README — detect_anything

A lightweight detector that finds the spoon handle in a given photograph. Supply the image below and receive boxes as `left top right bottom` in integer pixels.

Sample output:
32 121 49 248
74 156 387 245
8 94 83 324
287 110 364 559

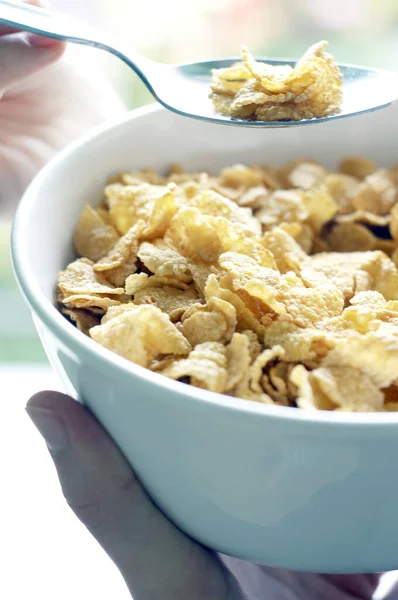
0 0 157 81
0 0 107 44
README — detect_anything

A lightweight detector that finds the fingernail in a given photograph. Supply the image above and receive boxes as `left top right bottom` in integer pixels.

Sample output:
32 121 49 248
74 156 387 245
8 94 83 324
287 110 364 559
26 33 61 48
26 406 69 452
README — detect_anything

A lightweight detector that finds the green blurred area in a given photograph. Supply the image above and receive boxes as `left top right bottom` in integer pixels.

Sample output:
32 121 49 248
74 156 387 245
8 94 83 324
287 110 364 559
0 222 47 362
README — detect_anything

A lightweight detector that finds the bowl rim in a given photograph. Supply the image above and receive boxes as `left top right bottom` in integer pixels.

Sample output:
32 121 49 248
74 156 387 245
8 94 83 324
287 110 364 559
11 103 398 427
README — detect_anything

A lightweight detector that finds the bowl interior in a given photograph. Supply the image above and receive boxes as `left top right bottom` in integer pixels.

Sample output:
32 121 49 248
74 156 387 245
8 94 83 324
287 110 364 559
14 103 398 303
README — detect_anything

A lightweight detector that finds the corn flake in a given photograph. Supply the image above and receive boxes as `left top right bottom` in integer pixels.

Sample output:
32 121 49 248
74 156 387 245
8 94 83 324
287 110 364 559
137 240 191 282
105 182 170 234
225 332 251 392
90 305 191 367
61 307 100 334
133 285 199 321
339 157 377 180
179 296 237 346
159 342 228 393
325 222 376 252
351 170 397 215
58 258 124 296
74 205 120 262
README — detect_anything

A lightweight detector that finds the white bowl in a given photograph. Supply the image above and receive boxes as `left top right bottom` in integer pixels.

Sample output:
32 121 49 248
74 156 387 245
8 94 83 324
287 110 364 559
12 104 398 573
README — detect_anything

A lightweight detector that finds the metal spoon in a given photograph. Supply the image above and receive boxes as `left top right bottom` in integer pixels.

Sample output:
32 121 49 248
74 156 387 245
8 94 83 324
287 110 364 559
1 0 398 128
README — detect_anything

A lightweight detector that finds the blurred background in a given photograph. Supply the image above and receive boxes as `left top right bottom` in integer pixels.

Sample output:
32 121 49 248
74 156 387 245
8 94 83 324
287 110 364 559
2 0 398 364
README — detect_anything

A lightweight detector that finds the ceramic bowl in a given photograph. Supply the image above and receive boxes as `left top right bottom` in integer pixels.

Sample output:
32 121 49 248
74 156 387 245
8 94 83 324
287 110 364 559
12 104 398 573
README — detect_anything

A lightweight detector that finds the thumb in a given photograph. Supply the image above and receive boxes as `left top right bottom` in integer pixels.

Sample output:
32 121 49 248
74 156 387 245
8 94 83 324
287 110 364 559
0 32 64 95
26 392 240 600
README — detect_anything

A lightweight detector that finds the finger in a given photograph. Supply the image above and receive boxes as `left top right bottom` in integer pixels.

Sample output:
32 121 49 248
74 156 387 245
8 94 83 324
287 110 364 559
247 567 381 600
322 574 381 599
0 31 64 94
26 392 241 600
0 0 50 37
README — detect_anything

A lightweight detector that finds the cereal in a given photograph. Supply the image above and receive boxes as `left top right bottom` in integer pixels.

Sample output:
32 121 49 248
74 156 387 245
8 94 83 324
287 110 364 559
93 221 144 287
158 342 228 393
339 157 376 180
351 170 397 215
74 205 119 262
301 188 338 233
325 223 376 252
133 286 199 322
58 156 398 412
58 258 124 296
225 332 251 392
137 240 191 282
105 182 170 234
179 297 237 346
255 190 308 228
90 305 191 367
210 41 343 122
61 307 100 334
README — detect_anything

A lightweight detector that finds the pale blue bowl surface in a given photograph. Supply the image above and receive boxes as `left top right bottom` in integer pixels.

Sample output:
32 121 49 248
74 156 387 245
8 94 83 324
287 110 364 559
12 104 398 573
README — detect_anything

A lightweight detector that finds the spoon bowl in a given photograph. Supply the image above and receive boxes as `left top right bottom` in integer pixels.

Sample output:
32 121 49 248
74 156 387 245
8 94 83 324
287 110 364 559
1 0 398 127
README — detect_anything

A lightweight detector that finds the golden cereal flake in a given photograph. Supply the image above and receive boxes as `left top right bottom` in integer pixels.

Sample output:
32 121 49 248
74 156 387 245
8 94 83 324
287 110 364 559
324 173 359 213
125 273 190 295
323 324 398 389
158 342 228 393
264 321 336 363
140 187 179 240
301 187 338 233
133 285 200 321
210 63 252 96
339 157 377 180
167 207 224 263
105 182 170 234
137 240 191 282
90 305 191 367
255 190 308 229
220 164 264 188
249 345 285 394
61 293 127 311
204 274 267 337
178 297 237 346
324 223 376 252
167 207 275 267
393 249 398 269
311 366 384 412
289 365 335 411
61 307 100 335
225 332 252 392
279 222 314 254
351 170 397 215
93 221 144 287
58 258 124 296
187 189 261 236
237 186 271 210
262 227 308 273
288 162 328 190
335 210 391 227
74 205 119 262
391 203 398 242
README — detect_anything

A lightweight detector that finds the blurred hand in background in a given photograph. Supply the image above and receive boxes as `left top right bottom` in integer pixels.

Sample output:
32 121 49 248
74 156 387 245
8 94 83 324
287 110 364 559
0 0 125 218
